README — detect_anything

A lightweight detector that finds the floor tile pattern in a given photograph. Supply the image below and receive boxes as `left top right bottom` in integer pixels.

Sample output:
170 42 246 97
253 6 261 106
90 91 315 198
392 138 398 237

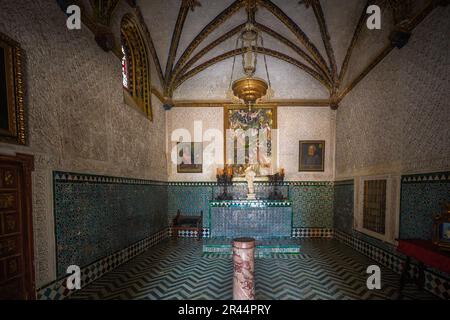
70 239 437 300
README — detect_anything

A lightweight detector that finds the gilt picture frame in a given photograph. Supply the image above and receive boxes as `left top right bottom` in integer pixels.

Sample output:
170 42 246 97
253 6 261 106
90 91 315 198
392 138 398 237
177 142 203 173
224 104 277 179
299 140 325 172
0 32 26 145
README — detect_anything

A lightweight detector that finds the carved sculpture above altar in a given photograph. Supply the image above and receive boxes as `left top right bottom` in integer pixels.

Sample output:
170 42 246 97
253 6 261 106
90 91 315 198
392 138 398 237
244 165 256 199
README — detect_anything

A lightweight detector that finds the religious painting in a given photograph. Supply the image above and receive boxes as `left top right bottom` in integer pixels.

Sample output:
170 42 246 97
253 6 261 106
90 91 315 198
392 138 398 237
299 141 325 172
224 105 277 178
0 32 26 145
177 142 203 173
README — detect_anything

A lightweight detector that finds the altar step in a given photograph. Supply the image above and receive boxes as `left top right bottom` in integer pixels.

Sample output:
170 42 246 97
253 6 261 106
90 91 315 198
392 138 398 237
202 237 301 256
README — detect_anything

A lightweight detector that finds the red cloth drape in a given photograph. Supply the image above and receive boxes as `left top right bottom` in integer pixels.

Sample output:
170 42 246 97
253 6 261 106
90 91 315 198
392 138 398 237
397 239 450 274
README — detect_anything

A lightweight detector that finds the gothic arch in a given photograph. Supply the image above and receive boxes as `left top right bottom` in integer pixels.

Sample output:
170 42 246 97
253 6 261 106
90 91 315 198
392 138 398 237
120 13 152 120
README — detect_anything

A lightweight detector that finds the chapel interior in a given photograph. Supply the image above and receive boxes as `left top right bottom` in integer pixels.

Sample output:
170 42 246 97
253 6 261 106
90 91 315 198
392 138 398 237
0 0 449 301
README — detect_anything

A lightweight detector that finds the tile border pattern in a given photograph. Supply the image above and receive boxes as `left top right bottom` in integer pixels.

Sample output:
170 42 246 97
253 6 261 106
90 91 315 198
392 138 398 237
168 227 333 239
401 171 450 184
37 227 169 300
334 230 450 300
292 228 333 238
53 171 168 185
167 181 334 187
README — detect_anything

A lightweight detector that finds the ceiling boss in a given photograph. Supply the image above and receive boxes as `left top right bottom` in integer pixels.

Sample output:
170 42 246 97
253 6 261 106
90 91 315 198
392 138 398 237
227 0 274 110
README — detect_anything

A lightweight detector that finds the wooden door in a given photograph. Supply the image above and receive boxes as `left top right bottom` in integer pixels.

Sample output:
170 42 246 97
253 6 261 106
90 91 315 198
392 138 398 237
0 153 34 299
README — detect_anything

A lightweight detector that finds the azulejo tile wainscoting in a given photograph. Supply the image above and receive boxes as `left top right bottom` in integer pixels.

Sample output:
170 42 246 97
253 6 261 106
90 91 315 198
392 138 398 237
400 172 450 240
38 228 169 300
39 171 170 300
167 181 334 229
333 173 450 300
53 171 168 278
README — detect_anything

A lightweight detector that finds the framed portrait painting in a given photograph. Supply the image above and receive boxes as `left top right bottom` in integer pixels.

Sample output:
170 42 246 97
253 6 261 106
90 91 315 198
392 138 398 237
0 32 26 145
299 140 325 172
177 142 203 173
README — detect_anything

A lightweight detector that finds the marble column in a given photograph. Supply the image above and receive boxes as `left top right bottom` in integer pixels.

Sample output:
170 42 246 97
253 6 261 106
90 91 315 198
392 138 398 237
233 237 255 300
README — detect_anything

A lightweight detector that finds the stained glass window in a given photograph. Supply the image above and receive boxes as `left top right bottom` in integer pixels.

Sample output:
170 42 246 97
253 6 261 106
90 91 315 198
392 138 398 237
120 14 152 120
121 46 128 89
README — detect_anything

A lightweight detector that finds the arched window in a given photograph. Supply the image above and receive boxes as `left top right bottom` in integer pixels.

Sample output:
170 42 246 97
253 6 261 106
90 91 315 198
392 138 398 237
120 14 152 120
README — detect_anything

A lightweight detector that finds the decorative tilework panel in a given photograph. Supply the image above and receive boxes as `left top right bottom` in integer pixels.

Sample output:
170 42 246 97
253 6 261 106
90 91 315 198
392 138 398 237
167 185 213 226
38 228 169 300
54 172 168 278
400 172 450 240
292 228 333 238
334 230 450 300
333 181 354 234
210 206 292 238
289 184 334 228
168 182 333 229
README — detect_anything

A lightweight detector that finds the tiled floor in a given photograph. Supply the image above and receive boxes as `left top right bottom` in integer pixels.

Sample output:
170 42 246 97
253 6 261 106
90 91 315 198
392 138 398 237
70 238 436 300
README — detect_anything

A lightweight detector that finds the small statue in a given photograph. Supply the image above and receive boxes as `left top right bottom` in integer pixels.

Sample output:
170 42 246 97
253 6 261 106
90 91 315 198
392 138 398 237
245 166 256 199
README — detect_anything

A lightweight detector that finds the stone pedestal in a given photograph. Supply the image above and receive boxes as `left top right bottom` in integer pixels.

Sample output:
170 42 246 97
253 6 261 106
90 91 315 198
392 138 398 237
232 237 255 300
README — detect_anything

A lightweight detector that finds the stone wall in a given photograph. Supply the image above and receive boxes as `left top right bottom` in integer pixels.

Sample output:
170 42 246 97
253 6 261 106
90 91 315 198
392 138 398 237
0 0 167 288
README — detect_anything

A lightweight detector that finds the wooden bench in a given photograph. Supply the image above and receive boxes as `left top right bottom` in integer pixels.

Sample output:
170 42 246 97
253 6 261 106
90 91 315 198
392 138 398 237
171 210 203 240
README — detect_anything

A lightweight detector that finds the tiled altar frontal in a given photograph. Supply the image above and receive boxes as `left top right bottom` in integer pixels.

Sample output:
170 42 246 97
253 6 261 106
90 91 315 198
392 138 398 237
53 171 168 278
167 181 334 228
209 200 292 238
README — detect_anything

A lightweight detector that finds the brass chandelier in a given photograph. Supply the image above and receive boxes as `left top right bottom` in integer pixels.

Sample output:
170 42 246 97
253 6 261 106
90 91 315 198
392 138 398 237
227 9 273 108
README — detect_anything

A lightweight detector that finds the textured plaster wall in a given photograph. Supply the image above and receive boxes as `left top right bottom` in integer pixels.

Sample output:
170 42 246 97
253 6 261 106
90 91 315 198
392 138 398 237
167 107 224 181
173 57 329 100
336 7 450 179
167 106 335 181
0 1 167 288
278 107 335 181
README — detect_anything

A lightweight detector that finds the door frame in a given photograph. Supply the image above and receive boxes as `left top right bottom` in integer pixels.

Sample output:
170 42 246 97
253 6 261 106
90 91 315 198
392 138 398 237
0 152 35 299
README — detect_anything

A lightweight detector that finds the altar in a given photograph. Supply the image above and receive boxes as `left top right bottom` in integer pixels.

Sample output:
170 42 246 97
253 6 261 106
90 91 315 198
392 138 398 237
203 199 300 255
208 199 293 238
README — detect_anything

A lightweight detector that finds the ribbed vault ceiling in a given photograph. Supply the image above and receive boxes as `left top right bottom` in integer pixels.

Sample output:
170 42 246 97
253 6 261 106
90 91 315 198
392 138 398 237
72 0 440 104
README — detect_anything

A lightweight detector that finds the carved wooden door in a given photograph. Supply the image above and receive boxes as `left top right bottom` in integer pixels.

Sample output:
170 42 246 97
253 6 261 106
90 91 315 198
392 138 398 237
0 153 34 299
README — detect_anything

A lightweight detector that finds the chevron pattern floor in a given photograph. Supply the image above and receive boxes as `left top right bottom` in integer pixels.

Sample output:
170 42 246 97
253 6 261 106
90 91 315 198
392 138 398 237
70 239 436 300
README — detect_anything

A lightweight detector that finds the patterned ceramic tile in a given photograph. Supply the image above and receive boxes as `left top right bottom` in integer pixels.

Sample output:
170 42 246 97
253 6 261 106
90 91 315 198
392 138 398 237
400 172 450 240
38 228 169 300
69 238 437 300
168 181 334 229
289 183 334 228
54 171 168 278
333 180 354 234
334 230 450 300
